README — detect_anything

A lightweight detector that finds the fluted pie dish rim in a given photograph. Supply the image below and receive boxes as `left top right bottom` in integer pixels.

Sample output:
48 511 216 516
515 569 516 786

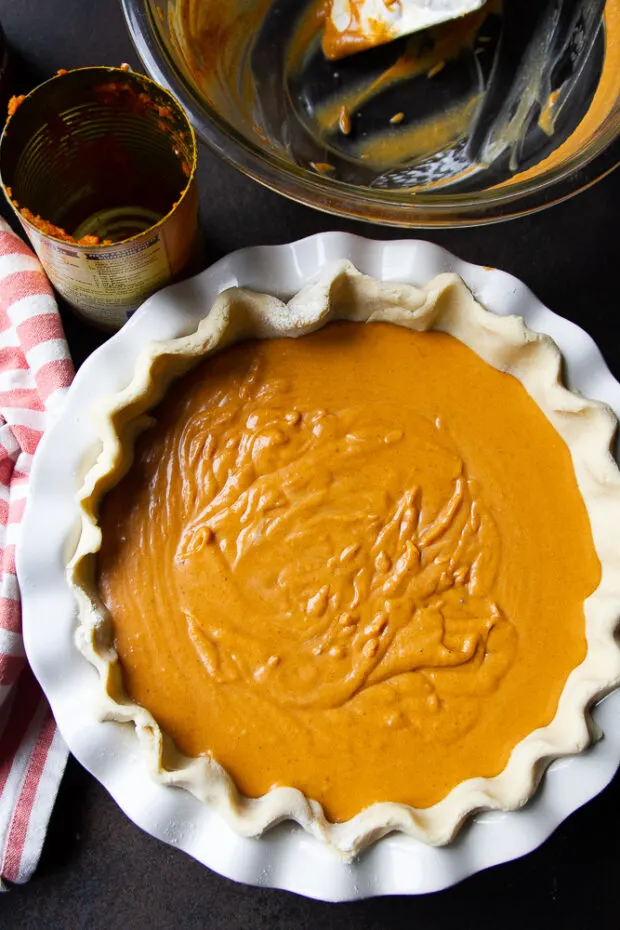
19 234 620 898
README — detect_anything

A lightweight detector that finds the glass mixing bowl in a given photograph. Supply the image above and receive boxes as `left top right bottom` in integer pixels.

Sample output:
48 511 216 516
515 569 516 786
122 0 620 227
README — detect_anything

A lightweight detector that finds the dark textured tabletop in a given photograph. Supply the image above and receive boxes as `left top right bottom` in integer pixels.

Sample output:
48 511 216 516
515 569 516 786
0 1 618 927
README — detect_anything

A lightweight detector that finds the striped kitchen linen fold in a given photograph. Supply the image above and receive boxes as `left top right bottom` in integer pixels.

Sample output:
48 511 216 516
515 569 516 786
0 216 73 887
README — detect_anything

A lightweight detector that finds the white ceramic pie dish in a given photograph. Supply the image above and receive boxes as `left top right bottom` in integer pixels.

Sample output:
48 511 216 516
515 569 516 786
19 233 620 900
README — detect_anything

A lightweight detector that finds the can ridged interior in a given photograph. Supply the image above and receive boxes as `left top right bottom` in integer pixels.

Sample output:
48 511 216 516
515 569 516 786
0 68 195 243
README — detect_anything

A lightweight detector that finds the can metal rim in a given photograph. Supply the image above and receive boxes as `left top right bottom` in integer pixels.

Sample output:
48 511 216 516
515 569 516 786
0 65 198 250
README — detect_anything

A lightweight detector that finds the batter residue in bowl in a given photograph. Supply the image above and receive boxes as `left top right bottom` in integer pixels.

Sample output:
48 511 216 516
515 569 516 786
165 0 617 192
98 322 599 821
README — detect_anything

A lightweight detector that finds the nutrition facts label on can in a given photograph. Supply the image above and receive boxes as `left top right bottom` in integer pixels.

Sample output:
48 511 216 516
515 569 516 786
31 229 173 330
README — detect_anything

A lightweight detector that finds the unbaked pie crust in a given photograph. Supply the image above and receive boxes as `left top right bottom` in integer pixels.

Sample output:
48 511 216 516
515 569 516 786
68 261 620 859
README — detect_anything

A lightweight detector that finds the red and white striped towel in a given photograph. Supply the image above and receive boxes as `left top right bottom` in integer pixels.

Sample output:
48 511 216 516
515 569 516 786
0 216 72 887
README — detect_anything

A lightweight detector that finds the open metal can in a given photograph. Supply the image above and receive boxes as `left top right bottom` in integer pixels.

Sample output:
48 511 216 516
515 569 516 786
0 66 198 331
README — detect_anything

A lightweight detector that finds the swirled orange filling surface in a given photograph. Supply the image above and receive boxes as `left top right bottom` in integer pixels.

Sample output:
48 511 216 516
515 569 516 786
98 322 600 820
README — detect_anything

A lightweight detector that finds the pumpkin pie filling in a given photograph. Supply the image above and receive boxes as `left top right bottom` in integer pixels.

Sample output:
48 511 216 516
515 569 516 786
98 321 600 822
